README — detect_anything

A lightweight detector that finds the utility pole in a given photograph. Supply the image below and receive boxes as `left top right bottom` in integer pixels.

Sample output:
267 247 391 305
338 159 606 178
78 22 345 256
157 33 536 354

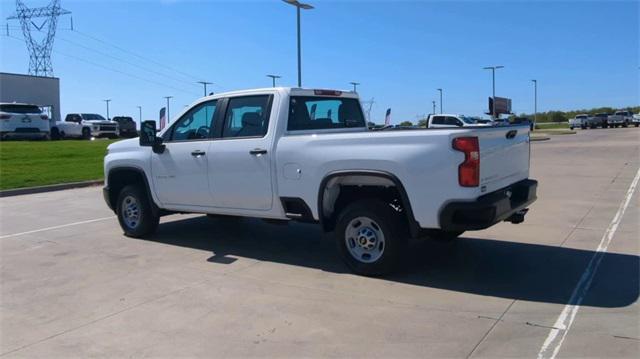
103 99 111 120
164 96 173 124
267 74 281 87
197 81 213 97
432 100 436 115
483 65 504 119
349 82 360 92
437 88 443 113
531 79 537 130
137 106 142 125
283 0 314 87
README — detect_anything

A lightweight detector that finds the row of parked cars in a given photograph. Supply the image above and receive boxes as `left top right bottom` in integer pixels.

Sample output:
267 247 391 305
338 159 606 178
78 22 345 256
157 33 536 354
0 102 138 140
569 110 639 130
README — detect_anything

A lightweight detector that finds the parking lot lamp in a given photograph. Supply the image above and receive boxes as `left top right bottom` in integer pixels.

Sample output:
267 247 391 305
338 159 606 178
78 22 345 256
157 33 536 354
437 88 443 113
137 106 142 125
282 0 314 88
103 99 111 120
267 74 281 87
483 65 504 119
197 81 213 97
350 82 360 92
164 96 173 124
432 100 436 115
531 79 537 130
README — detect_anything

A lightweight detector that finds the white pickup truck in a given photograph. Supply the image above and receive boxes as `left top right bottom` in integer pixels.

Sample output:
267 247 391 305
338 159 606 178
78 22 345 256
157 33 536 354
426 114 490 128
52 113 119 140
103 88 537 275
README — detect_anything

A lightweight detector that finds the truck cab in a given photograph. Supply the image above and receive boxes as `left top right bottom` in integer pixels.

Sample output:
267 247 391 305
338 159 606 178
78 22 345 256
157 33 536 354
426 114 489 128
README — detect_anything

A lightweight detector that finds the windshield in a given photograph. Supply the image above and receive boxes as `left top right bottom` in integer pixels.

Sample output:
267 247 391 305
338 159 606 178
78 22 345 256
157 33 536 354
0 104 42 114
82 114 107 121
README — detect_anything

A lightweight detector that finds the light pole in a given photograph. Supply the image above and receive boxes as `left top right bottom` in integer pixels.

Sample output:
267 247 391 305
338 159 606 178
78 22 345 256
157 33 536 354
531 79 537 130
164 96 173 124
483 65 504 119
137 106 142 125
103 99 111 120
350 82 360 92
432 100 436 115
437 88 443 113
267 74 281 87
197 81 213 97
282 0 314 88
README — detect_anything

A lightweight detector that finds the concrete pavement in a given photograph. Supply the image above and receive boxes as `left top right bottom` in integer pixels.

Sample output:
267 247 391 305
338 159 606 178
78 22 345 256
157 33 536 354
1 127 638 358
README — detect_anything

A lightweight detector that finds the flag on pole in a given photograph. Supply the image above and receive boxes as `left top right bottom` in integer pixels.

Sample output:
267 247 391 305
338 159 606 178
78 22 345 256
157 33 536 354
159 107 166 130
384 108 391 126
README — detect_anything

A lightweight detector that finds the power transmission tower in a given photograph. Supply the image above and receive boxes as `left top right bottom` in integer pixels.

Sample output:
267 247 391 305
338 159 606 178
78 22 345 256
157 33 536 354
361 98 375 123
7 0 71 77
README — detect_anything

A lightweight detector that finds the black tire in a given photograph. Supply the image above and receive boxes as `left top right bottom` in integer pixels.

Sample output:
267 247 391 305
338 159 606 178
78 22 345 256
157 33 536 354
50 127 61 140
635 124 639 127
569 126 574 130
335 199 408 276
82 127 91 140
424 229 465 241
116 185 159 238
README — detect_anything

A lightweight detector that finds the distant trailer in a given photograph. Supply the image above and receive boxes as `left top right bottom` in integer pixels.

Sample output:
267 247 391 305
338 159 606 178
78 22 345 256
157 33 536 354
0 72 61 125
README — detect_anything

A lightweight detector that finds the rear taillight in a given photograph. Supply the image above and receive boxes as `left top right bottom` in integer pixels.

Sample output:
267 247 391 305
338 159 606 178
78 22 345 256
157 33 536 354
313 89 342 96
0 114 11 120
452 136 480 187
40 115 49 120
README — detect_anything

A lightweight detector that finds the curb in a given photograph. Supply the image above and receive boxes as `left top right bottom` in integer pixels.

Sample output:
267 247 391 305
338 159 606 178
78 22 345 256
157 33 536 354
531 136 551 142
0 180 103 198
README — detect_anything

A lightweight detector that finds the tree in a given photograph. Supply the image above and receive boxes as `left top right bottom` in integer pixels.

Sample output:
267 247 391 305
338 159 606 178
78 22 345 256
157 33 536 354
417 119 428 127
399 121 414 126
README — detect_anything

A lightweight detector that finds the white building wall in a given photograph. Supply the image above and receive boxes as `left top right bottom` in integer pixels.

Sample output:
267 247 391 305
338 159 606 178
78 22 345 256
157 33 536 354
0 72 61 123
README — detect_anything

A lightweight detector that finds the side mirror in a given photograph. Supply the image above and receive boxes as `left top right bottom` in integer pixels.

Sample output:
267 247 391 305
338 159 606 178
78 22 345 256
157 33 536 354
140 120 165 153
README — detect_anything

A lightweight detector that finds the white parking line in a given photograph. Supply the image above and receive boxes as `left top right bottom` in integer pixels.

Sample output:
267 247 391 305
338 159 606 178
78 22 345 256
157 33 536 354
538 167 640 359
0 216 116 239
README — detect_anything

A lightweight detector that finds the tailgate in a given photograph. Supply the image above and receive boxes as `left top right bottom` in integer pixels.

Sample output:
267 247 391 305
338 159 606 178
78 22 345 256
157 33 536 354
476 125 530 193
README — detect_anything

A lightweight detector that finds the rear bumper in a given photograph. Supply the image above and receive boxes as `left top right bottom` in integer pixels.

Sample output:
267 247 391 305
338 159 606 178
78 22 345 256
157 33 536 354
439 179 538 232
0 130 49 139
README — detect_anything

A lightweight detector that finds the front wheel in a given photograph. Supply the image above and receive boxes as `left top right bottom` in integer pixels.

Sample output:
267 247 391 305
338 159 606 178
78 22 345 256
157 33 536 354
82 127 91 140
116 185 159 238
335 199 407 276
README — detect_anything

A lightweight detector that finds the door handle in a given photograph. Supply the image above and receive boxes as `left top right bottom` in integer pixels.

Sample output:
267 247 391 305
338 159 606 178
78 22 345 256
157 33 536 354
249 148 267 155
191 150 206 157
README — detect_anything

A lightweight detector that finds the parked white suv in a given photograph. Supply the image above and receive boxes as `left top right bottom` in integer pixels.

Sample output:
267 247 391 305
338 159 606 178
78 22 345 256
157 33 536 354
52 113 119 139
103 87 537 275
0 103 50 140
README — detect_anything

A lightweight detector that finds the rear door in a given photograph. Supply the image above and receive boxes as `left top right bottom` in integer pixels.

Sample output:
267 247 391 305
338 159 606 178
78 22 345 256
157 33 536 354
207 95 275 211
474 126 531 193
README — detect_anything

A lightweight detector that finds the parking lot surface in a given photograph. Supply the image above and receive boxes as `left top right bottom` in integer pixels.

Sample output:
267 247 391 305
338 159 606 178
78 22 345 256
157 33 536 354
1 128 639 358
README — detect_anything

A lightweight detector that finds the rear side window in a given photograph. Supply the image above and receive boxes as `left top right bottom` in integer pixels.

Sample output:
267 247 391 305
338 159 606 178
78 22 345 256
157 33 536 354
287 97 365 131
0 104 41 114
431 116 445 125
222 95 271 138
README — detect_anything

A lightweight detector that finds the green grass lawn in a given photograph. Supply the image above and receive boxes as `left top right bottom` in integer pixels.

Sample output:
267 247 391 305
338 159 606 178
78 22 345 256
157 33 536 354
535 122 569 129
0 139 118 190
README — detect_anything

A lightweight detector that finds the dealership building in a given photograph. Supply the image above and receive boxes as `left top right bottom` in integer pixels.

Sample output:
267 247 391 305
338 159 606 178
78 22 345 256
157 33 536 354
0 72 61 123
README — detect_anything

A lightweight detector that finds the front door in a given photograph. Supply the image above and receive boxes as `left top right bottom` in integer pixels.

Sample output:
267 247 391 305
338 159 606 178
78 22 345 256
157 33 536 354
151 100 218 207
208 95 274 211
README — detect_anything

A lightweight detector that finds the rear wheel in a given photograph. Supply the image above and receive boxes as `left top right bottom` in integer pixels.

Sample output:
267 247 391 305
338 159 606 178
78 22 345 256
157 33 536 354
116 185 159 238
335 199 407 276
50 127 61 140
82 127 91 139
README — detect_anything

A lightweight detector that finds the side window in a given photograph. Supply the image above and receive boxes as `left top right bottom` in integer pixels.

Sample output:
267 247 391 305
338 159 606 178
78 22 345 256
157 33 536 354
431 116 445 125
222 96 270 138
447 117 462 126
287 97 366 131
169 101 217 141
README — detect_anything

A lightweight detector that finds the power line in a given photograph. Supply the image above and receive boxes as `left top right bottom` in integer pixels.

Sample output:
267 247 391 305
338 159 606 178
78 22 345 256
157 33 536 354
56 35 201 89
68 29 203 83
2 34 199 96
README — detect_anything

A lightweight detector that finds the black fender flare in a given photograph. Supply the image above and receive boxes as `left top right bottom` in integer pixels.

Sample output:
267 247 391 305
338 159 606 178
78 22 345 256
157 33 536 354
106 166 160 216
